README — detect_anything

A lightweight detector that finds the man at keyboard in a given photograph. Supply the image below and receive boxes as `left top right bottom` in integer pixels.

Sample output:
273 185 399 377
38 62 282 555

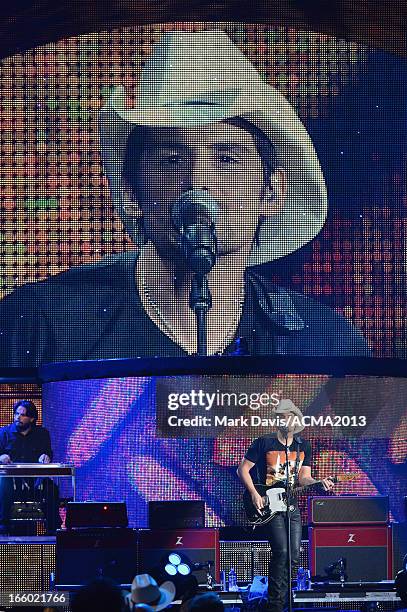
0 400 61 535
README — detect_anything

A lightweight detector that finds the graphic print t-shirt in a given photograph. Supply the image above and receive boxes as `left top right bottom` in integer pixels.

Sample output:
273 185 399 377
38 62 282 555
244 434 311 488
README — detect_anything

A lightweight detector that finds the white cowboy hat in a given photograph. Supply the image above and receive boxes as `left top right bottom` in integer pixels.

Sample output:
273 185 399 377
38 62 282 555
127 574 175 611
99 30 328 265
274 398 305 434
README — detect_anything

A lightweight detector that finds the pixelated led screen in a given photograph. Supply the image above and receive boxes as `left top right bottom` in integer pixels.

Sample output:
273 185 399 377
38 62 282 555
42 374 406 527
0 24 406 366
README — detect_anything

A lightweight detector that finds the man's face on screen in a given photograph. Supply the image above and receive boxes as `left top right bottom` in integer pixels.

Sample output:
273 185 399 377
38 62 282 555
134 121 268 258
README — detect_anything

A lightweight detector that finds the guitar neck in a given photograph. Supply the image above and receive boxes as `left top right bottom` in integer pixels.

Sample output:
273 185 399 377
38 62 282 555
255 473 356 494
294 475 339 493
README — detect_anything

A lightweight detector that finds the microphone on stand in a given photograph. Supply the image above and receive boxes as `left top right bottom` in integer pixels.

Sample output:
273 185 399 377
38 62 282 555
171 189 219 275
279 425 290 441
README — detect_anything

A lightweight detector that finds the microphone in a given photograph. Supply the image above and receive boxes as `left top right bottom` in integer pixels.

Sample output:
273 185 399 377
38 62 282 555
171 189 219 275
279 424 289 438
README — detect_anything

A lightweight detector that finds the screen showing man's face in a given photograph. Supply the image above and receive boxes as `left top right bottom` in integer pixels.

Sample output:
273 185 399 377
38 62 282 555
0 24 405 365
131 122 268 258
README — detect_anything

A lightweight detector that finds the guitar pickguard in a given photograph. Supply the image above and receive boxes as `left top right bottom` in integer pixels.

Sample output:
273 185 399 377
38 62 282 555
265 487 288 514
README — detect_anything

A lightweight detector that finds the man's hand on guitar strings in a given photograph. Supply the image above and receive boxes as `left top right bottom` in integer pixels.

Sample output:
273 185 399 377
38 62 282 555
321 478 335 491
251 490 265 514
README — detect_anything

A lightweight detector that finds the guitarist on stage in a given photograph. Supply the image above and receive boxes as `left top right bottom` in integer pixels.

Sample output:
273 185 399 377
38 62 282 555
237 399 334 612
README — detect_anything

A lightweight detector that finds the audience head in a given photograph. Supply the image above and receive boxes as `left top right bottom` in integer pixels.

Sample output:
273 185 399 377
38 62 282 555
187 592 224 611
70 577 124 612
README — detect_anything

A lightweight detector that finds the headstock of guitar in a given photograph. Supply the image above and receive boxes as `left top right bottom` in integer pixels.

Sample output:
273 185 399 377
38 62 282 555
333 473 359 483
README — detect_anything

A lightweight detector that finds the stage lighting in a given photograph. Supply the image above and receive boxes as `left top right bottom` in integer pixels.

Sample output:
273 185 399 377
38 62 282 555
178 563 191 576
151 552 198 601
168 553 181 566
164 552 191 577
164 563 177 576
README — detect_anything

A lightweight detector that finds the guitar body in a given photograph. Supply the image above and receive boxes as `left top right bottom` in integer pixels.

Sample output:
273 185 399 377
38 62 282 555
243 486 288 527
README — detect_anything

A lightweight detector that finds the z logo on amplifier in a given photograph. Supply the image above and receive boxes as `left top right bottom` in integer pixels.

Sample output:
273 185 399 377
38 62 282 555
175 536 183 546
347 533 356 543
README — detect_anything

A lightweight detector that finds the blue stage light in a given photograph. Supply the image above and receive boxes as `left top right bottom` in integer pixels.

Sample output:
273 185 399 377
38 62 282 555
165 563 177 576
168 553 181 566
177 563 191 576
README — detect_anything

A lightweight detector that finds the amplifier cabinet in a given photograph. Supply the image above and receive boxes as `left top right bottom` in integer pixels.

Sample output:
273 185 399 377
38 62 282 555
309 495 389 525
148 501 205 529
0 542 54 591
309 525 392 581
56 528 138 586
139 529 219 583
392 521 407 578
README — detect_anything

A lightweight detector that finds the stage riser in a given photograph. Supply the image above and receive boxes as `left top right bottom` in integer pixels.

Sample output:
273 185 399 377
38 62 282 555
293 603 398 610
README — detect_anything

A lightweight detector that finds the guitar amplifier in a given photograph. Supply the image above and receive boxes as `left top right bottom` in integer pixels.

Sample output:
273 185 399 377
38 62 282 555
309 525 392 581
56 528 138 586
139 529 219 583
309 495 389 525
392 521 407 578
65 502 128 529
148 501 205 529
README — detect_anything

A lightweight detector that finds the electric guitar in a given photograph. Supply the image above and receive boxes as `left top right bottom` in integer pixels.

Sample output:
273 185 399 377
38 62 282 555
243 473 358 528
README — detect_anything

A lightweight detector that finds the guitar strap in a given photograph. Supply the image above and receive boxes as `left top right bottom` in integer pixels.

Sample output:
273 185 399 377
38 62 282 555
293 439 301 487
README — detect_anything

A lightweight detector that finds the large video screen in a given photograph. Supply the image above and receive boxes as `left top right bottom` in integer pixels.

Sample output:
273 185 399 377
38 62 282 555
42 373 407 528
0 24 406 366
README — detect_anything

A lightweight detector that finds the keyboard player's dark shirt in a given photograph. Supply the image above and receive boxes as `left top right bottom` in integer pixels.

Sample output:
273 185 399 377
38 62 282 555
0 423 53 463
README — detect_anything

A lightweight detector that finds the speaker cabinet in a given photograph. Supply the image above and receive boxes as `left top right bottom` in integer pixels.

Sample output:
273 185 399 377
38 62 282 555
56 528 138 586
309 525 392 581
309 496 389 525
0 542 55 591
392 521 407 577
139 529 219 583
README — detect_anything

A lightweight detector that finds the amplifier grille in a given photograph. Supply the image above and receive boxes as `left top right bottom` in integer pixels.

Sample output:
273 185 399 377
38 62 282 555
220 541 252 581
220 540 309 581
0 542 53 591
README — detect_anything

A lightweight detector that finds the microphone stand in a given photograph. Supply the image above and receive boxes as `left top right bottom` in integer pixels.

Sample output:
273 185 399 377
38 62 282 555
284 435 293 612
173 191 218 356
190 272 212 356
